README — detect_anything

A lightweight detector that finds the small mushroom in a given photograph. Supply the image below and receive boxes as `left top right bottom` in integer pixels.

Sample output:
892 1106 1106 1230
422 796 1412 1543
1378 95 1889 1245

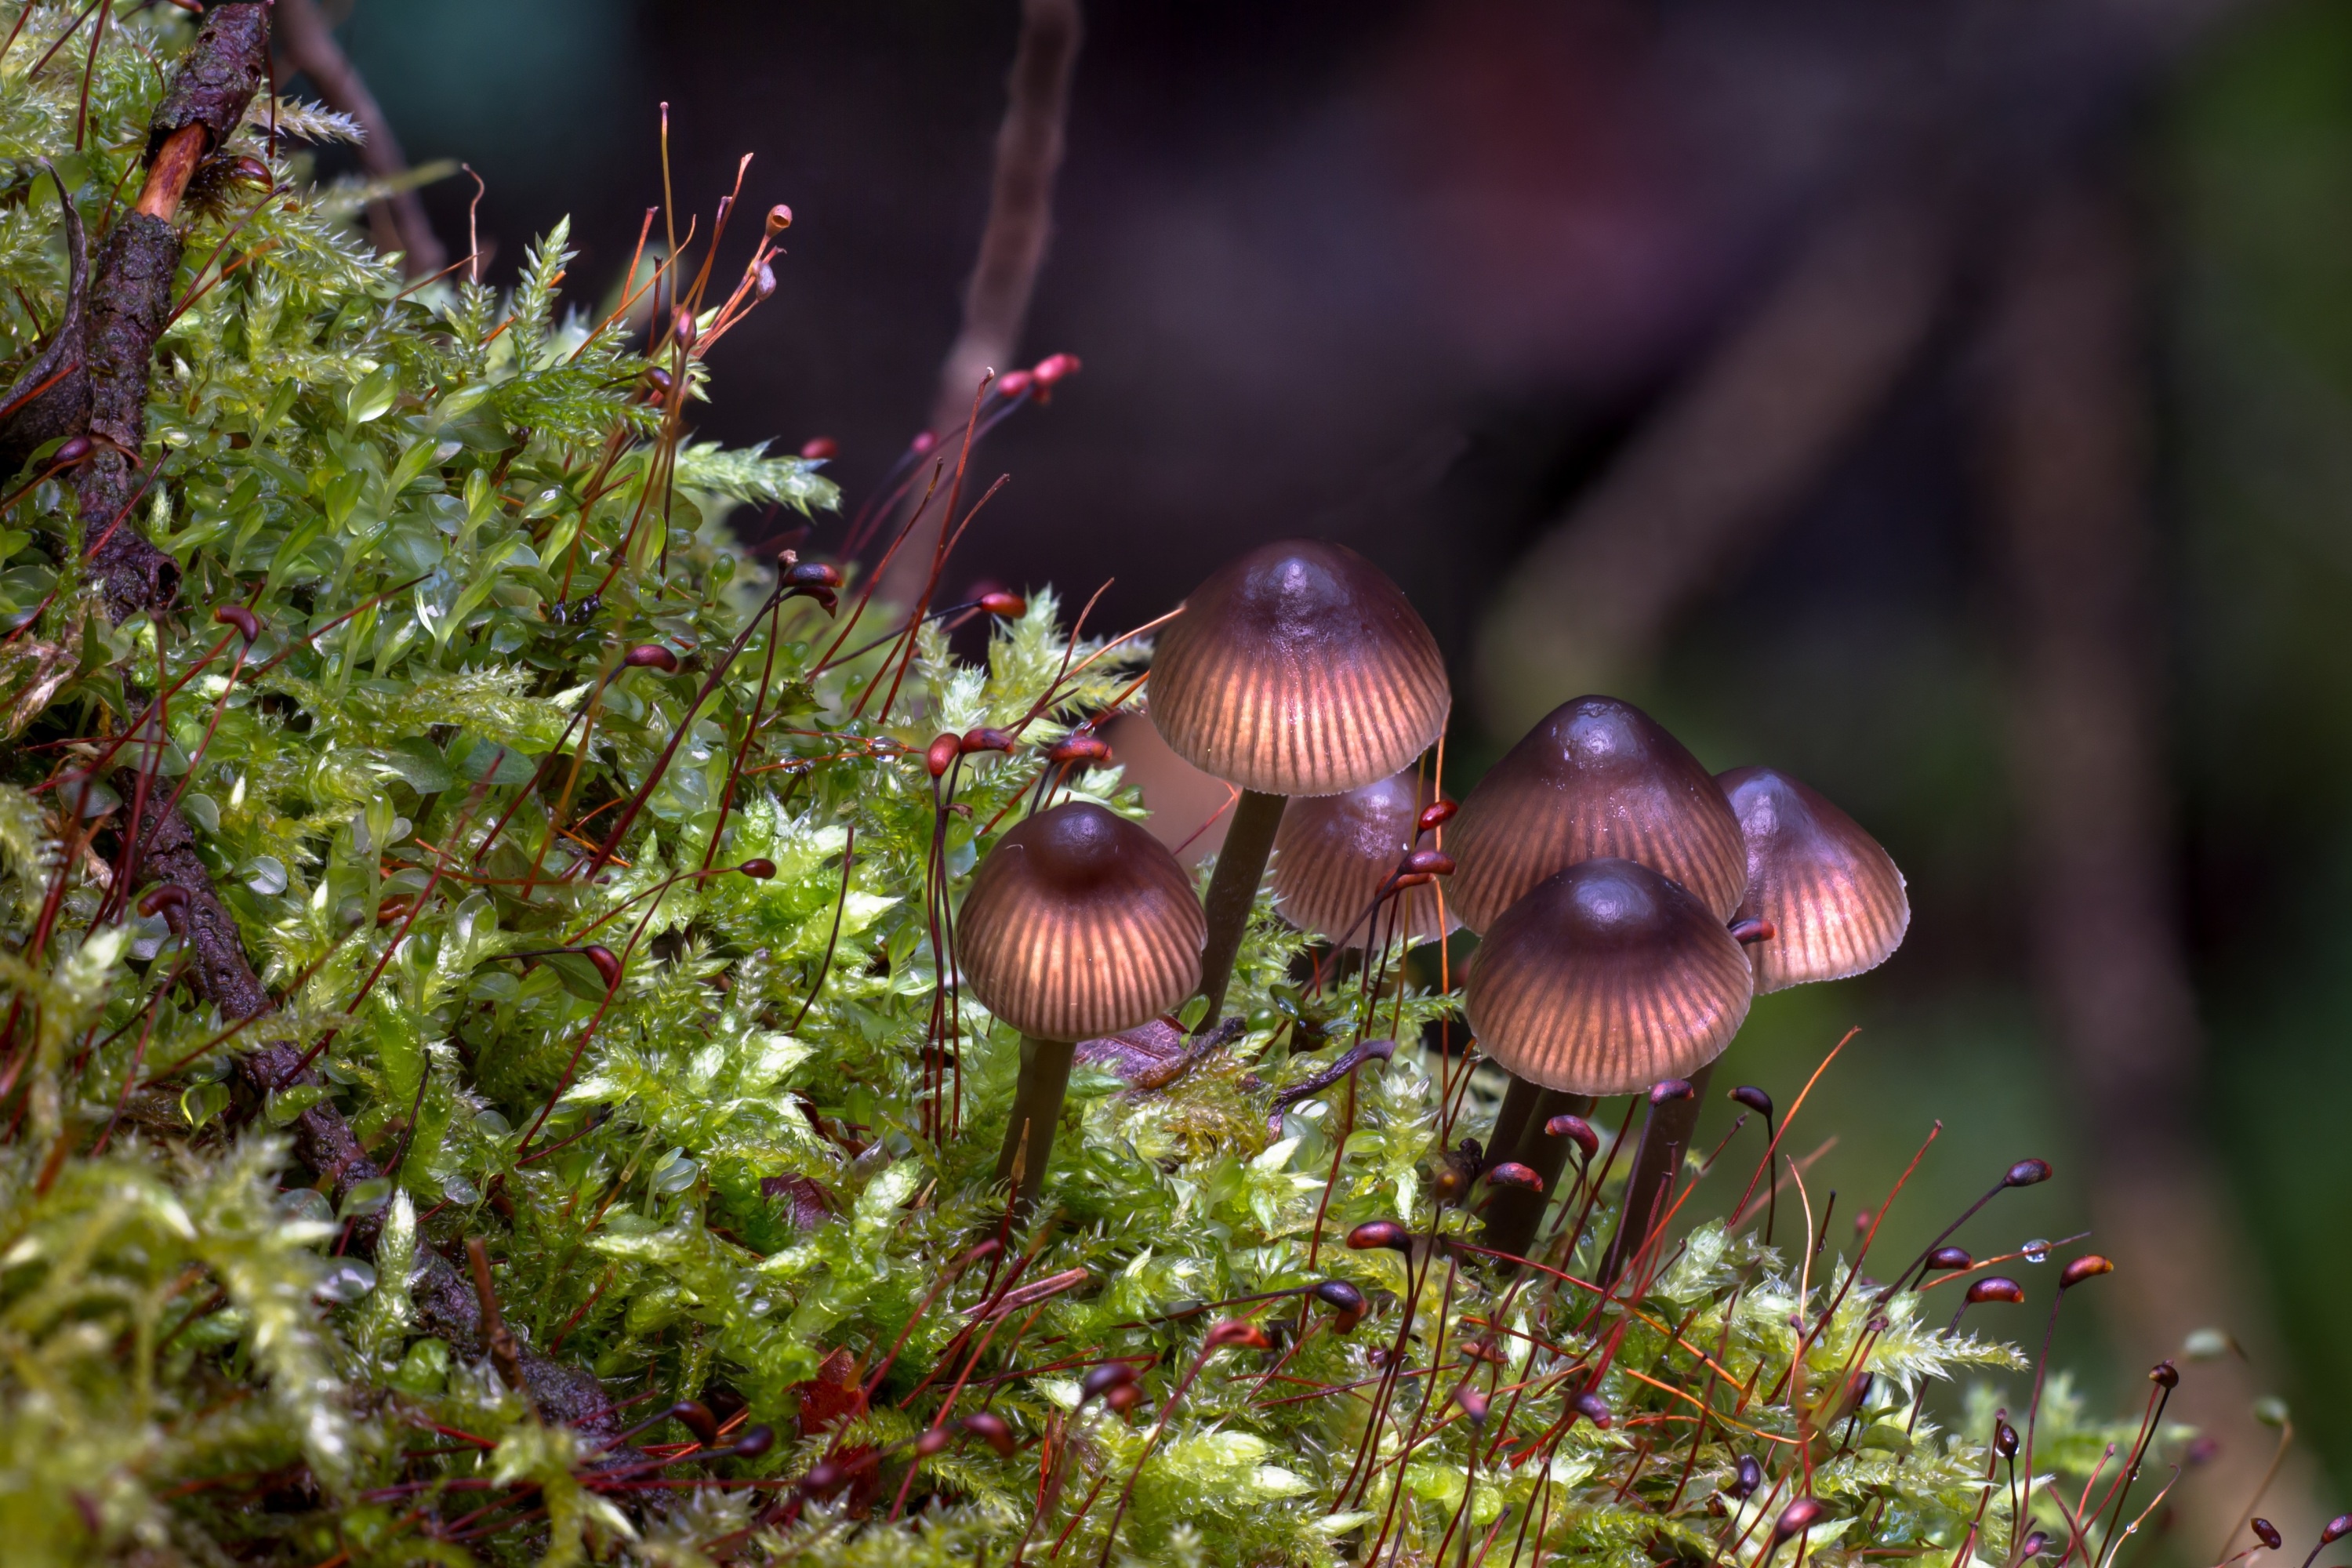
959 801 1204 1210
1149 539 1449 1017
1448 695 1747 933
1466 858 1753 1099
1269 769 1457 947
1716 766 1909 993
1470 856 1755 1265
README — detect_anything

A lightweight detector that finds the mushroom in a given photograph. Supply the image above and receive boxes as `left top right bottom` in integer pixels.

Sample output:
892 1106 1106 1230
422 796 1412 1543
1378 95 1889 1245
1576 765 1911 1279
1447 695 1746 934
1446 695 1745 1261
1149 539 1449 1018
1716 766 1909 993
1583 768 1911 1283
958 801 1205 1210
1466 858 1752 1095
1269 770 1457 949
1465 858 1753 1261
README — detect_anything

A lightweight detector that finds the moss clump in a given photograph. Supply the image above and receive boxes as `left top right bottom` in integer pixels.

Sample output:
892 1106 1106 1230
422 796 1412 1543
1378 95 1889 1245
0 7 2179 1565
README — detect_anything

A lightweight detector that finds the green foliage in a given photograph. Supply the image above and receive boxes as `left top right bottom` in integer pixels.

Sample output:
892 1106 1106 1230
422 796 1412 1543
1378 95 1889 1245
0 7 2179 1565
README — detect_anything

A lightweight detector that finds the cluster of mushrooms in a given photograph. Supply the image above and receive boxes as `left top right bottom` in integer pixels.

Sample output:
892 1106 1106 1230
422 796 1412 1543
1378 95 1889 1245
954 539 1910 1270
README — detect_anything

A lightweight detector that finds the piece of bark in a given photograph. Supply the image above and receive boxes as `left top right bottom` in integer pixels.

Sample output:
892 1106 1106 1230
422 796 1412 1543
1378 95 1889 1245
129 789 619 1436
148 1 270 158
78 215 184 622
78 2 270 623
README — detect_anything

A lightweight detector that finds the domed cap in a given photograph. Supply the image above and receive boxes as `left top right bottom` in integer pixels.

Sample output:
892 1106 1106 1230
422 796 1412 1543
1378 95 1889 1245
1271 771 1458 945
959 802 1206 1043
1149 539 1449 797
1718 767 1909 994
1465 858 1752 1095
1448 696 1746 932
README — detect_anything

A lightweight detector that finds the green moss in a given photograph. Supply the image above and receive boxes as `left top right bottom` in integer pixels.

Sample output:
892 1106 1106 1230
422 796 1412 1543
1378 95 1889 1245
0 7 2175 1564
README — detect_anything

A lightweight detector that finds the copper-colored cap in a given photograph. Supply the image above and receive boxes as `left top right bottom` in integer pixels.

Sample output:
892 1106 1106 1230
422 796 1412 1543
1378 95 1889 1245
958 802 1206 1043
1149 539 1449 797
1270 771 1457 945
1465 858 1752 1095
1718 767 1909 994
1448 696 1746 931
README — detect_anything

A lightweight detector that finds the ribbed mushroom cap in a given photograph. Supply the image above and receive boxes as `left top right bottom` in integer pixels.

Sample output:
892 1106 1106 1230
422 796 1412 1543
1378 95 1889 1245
1448 696 1746 931
1149 539 1449 797
1465 858 1752 1095
1718 767 1909 994
1270 771 1458 945
959 802 1206 1043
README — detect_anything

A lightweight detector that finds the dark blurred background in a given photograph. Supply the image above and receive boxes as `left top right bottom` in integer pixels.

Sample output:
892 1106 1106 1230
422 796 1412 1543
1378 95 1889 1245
307 0 2352 1537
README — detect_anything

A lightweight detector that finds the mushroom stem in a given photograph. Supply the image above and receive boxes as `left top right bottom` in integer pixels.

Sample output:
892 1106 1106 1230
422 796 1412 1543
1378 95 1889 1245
1481 1076 1595 1265
995 1033 1077 1212
1598 1062 1715 1287
1195 787 1288 1022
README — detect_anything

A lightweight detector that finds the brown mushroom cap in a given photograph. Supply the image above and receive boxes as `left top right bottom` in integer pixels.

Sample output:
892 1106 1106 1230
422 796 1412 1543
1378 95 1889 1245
959 802 1206 1043
1718 767 1909 994
1447 695 1746 932
1465 858 1752 1095
1270 771 1458 945
1149 539 1449 797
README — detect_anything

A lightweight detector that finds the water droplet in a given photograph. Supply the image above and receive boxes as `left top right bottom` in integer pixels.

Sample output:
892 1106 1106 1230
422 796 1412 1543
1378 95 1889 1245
750 1296 774 1316
2023 1238 2051 1264
273 1188 335 1226
314 1259 378 1304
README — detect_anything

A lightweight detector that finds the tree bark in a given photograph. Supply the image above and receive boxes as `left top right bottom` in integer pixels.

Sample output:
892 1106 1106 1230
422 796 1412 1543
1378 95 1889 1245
876 0 1081 604
1986 180 2321 1554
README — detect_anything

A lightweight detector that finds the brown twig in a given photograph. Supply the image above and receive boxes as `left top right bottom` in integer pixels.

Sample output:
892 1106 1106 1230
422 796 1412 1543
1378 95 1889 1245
272 0 447 278
466 1237 539 1420
876 0 1081 603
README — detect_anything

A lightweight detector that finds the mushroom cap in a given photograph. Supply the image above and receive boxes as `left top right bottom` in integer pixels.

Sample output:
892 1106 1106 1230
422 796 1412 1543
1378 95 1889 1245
1717 766 1909 993
1447 695 1747 931
1270 771 1458 945
1465 858 1752 1095
1149 539 1449 797
959 802 1206 1043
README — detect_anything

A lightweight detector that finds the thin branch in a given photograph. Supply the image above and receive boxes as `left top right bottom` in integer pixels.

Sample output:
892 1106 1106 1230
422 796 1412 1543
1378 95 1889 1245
272 0 447 278
876 0 1081 603
1475 194 1951 731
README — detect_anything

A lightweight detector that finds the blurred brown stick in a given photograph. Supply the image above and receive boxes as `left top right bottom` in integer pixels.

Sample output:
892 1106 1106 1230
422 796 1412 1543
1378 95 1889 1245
1475 196 1951 732
274 0 446 279
1987 181 2321 1554
877 0 1082 604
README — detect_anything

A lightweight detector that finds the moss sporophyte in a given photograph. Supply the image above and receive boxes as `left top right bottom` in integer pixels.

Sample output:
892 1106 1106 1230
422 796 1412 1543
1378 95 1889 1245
0 6 2238 1566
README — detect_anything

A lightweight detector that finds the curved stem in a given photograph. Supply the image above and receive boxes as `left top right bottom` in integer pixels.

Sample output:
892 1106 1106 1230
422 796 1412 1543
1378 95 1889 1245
995 1033 1075 1214
1195 787 1286 1023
